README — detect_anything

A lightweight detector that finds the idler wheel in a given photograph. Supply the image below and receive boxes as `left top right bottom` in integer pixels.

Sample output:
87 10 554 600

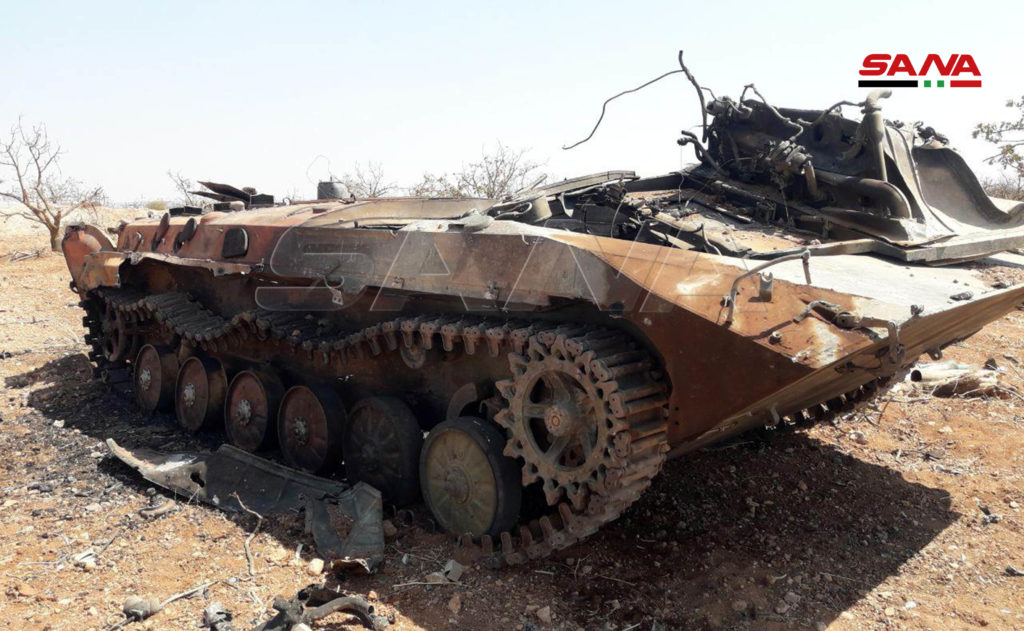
343 397 423 506
174 356 227 433
278 384 345 473
134 344 178 413
420 417 521 537
224 369 283 452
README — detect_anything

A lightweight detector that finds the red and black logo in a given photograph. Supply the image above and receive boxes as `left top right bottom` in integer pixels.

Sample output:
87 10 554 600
859 54 981 88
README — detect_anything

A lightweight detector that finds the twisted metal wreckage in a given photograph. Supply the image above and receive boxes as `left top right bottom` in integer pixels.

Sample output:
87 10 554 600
67 51 1024 590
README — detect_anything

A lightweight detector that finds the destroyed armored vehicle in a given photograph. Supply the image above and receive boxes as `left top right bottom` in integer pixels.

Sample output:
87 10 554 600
63 76 1024 565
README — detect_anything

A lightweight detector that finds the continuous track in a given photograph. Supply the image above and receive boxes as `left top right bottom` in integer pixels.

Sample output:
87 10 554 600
81 288 887 566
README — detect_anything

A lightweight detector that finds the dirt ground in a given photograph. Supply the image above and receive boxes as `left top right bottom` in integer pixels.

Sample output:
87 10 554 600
1 225 1022 631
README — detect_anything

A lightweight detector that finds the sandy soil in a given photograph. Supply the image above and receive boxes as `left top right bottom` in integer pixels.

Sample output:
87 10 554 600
1 228 1022 631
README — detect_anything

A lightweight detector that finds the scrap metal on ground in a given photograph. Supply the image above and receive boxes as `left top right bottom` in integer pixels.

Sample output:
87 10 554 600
107 439 384 572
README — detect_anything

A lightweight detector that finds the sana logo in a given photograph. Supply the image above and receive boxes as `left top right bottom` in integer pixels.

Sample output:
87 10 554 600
858 54 981 88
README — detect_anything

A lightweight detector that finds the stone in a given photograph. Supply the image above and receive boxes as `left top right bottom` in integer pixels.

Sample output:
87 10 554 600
382 519 398 538
536 606 552 624
448 593 461 614
732 600 748 614
443 559 466 582
267 546 289 563
774 601 790 615
425 572 447 584
307 558 325 575
784 591 801 605
16 583 37 598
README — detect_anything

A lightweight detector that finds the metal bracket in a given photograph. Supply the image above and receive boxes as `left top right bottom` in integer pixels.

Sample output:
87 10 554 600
834 311 904 364
796 301 904 364
723 249 811 325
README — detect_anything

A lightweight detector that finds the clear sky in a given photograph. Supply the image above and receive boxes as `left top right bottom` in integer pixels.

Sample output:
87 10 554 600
2 0 1021 204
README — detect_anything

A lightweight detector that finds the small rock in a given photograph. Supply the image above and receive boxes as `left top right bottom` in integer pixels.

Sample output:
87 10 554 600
784 591 801 605
850 431 868 445
123 596 161 620
731 600 748 613
72 550 97 571
382 519 398 538
52 420 65 428
443 559 466 582
774 601 790 615
905 600 917 609
307 558 325 575
797 480 808 492
84 503 102 513
1009 501 1020 509
448 593 461 615
267 546 289 564
938 425 953 435
424 572 447 584
950 291 973 301
536 606 552 624
368 590 378 600
884 606 896 617
16 583 37 598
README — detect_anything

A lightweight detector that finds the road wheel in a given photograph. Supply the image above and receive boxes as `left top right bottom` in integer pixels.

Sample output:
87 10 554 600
134 344 178 413
174 356 227 432
224 369 283 452
343 397 423 506
420 417 522 537
278 384 345 473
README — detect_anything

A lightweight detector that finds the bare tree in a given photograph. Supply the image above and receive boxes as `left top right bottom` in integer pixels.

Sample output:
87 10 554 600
975 96 1024 179
341 162 396 198
981 173 1024 201
0 119 103 250
409 143 545 199
167 170 203 207
407 172 463 198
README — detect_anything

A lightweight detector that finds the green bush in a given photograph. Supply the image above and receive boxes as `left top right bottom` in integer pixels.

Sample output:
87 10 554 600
145 200 168 211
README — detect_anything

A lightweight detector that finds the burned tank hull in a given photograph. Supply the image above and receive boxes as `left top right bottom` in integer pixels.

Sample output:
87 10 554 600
62 92 1024 564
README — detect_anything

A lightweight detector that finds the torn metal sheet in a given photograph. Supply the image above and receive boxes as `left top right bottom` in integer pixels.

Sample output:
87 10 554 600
107 439 384 572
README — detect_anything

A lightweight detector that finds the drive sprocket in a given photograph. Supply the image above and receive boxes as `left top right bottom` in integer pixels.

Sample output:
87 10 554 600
495 326 670 512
